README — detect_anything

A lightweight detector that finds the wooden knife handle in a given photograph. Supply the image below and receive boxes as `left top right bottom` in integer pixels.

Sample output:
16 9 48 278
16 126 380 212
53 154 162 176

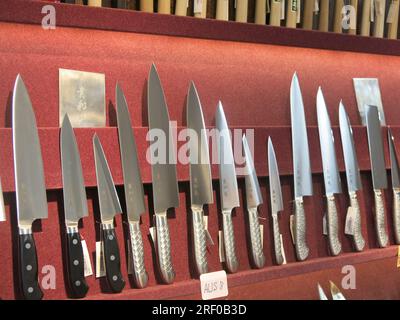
66 228 89 298
175 0 188 16
216 0 229 20
293 198 309 261
360 0 371 36
374 189 389 248
254 0 266 25
326 195 342 256
387 0 400 39
155 212 175 284
192 206 208 275
129 221 148 288
333 0 344 33
194 0 207 18
248 207 265 269
393 188 400 244
158 0 171 14
101 224 125 293
286 0 298 28
373 0 386 37
272 214 284 265
235 0 248 22
269 0 281 26
222 211 239 273
303 0 315 29
141 0 154 12
18 230 43 300
349 192 366 251
318 0 330 31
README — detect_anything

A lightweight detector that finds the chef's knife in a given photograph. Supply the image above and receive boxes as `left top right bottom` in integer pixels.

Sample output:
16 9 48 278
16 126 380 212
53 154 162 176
338 102 365 251
216 101 240 273
60 114 89 298
187 82 213 276
290 72 312 261
116 84 149 289
388 129 400 244
93 134 125 293
242 135 265 269
316 87 342 256
13 74 48 300
268 137 285 265
148 64 179 284
366 105 389 248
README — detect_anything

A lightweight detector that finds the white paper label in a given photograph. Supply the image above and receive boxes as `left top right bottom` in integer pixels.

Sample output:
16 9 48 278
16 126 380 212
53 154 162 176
218 231 225 262
280 234 287 264
95 241 106 278
194 0 203 14
289 215 295 244
323 213 328 236
200 270 229 300
344 207 356 235
81 240 93 277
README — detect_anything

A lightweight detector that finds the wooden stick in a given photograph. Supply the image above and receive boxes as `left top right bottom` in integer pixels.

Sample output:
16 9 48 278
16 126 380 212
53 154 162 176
373 0 386 37
194 0 207 18
158 0 171 14
216 0 229 20
360 0 371 36
141 0 154 12
270 0 281 26
286 0 298 28
333 0 344 33
302 0 314 30
87 0 102 6
387 0 400 39
254 0 266 24
235 0 248 22
175 0 188 15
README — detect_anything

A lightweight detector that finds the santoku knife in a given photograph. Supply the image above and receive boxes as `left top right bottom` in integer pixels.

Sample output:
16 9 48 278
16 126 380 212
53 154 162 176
13 74 48 300
388 129 400 244
116 83 148 288
93 134 125 293
60 114 89 298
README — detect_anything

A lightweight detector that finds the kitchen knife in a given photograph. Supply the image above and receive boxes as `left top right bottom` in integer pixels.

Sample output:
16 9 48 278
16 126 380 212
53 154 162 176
116 84 148 289
269 0 282 26
87 0 102 6
333 0 344 33
13 75 48 300
366 105 389 248
268 137 285 265
187 82 214 276
318 0 330 31
338 101 365 251
316 87 342 256
158 0 171 14
254 0 266 24
303 0 315 30
194 0 207 18
388 129 400 244
175 0 188 16
216 0 229 20
290 72 312 261
242 135 265 269
286 0 299 28
360 0 371 36
348 0 358 35
93 134 125 293
60 114 89 298
235 0 248 22
387 0 400 39
141 0 154 12
373 0 386 37
148 64 179 284
216 101 240 273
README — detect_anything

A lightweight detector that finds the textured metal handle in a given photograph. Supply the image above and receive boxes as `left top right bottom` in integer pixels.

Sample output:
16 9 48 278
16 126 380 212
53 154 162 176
129 221 148 289
294 198 309 261
248 207 265 268
394 189 400 244
192 206 208 276
374 189 389 248
272 214 284 265
326 195 342 256
222 211 239 273
155 213 175 284
349 192 365 251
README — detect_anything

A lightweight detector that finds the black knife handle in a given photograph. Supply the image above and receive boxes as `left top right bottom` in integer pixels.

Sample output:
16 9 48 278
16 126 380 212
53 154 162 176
66 229 89 298
18 230 43 300
101 224 125 293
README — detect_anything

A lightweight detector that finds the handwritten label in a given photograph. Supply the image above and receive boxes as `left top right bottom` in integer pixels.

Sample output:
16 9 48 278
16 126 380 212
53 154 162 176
200 270 229 300
95 241 106 278
81 239 93 277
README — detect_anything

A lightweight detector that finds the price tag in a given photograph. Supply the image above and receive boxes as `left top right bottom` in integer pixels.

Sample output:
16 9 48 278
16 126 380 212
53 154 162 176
323 213 328 236
200 270 229 300
81 239 93 277
289 215 295 244
345 207 356 235
218 231 225 262
194 0 203 14
95 241 106 278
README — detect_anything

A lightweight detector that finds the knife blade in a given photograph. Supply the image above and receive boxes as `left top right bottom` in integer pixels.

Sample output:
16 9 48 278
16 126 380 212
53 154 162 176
388 128 400 244
316 87 342 256
187 82 213 276
268 137 285 265
242 135 265 269
338 101 365 252
216 101 239 273
290 72 312 261
12 74 48 300
60 114 89 298
148 64 179 284
366 105 389 248
93 134 125 293
116 83 148 289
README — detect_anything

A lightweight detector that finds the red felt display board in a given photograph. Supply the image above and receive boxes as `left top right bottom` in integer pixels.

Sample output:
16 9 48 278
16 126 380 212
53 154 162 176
0 0 400 300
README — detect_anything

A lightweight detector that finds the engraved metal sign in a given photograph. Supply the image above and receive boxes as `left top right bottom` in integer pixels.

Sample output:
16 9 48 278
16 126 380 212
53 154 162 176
59 68 105 128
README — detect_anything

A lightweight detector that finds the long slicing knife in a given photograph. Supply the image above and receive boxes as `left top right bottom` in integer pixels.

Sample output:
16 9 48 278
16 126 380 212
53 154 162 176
216 101 240 273
13 75 48 300
388 129 400 244
339 101 365 251
290 72 312 261
148 64 179 284
93 134 125 293
268 137 285 265
60 114 89 298
242 135 265 269
187 82 213 276
316 87 342 256
366 105 389 248
116 84 148 289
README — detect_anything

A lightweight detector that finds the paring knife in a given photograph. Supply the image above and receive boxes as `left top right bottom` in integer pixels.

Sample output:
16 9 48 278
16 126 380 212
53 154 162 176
366 105 389 248
116 84 148 288
187 82 213 276
148 64 179 284
242 135 265 269
316 88 342 256
290 72 312 261
13 75 48 300
216 101 240 273
93 135 125 293
388 129 400 244
338 102 365 252
268 137 285 265
60 114 89 298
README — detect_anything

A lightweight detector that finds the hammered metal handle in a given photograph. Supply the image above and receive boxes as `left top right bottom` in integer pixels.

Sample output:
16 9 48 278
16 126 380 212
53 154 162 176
326 195 342 256
294 198 309 261
222 211 239 273
349 192 365 251
394 189 400 244
129 221 148 288
155 212 175 284
272 213 284 265
192 206 208 276
248 207 265 269
374 189 389 248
